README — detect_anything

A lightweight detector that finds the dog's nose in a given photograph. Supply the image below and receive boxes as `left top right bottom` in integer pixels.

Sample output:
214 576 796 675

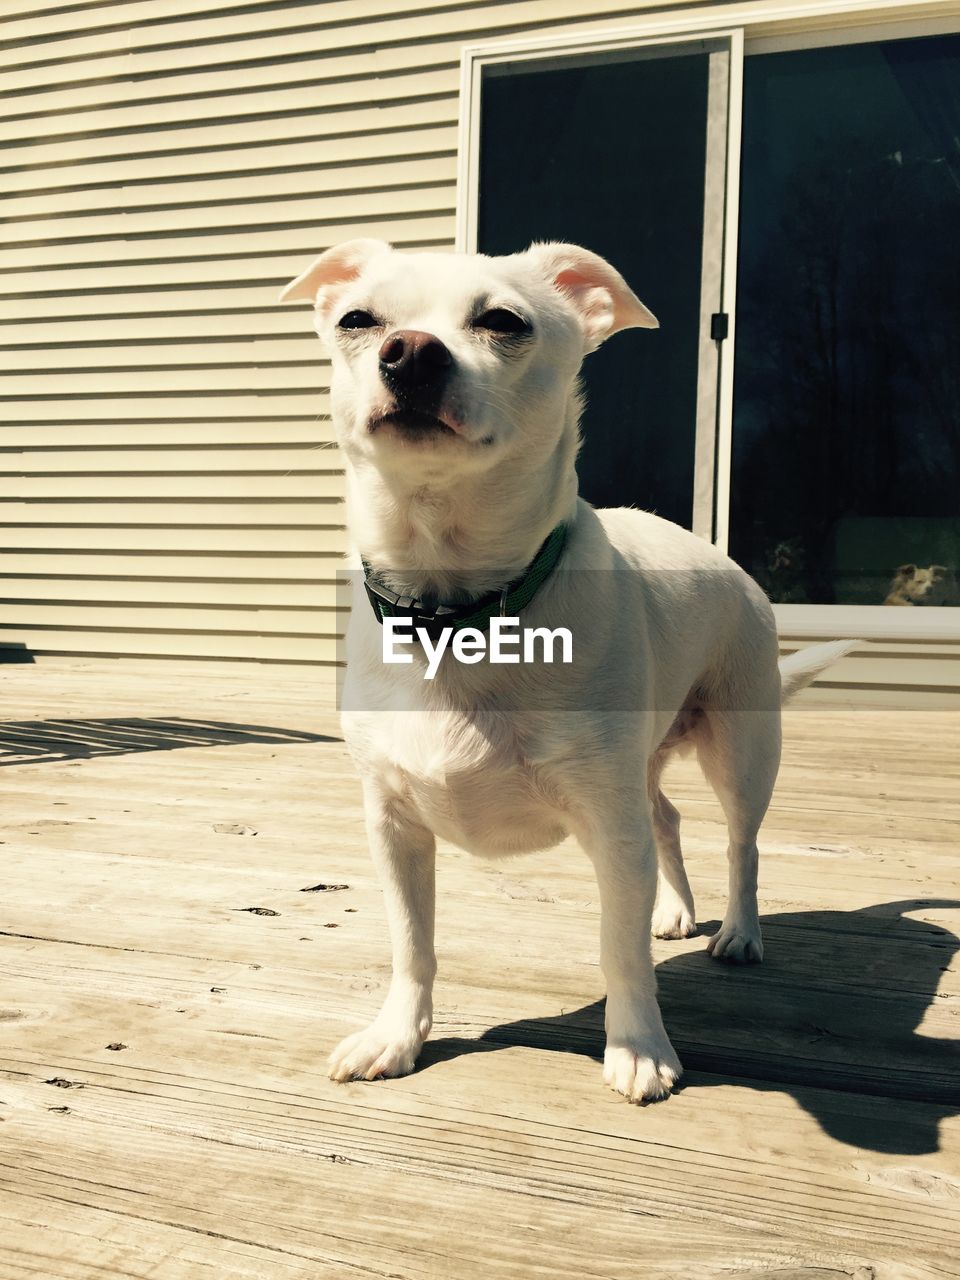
378 330 452 389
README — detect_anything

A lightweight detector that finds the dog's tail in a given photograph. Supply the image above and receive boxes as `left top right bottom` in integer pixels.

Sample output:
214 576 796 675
779 639 860 704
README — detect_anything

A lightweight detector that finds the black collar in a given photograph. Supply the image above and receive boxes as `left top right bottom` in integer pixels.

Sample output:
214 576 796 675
362 524 568 640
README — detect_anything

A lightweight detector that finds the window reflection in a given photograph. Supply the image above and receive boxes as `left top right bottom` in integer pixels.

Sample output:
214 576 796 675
478 50 712 530
731 34 960 606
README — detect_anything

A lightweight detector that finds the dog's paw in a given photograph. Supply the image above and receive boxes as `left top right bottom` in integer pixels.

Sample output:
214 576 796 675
651 902 697 940
328 1023 424 1082
603 1038 682 1104
707 920 763 963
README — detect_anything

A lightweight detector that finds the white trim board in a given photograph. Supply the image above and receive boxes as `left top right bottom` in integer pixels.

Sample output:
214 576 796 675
775 605 960 642
748 7 960 51
455 27 742 253
458 1 960 69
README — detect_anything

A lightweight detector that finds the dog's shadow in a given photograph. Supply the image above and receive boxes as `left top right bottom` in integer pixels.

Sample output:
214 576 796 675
420 899 959 1154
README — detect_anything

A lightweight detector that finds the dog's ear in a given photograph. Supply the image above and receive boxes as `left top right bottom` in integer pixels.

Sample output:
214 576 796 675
896 564 917 578
280 239 391 313
525 242 658 349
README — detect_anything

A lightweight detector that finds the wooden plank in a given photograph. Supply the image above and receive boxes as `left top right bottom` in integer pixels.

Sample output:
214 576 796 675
0 653 342 701
0 672 958 1278
0 1105 872 1280
1 819 957 997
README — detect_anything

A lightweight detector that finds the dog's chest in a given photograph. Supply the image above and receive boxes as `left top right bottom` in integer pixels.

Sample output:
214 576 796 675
350 711 569 857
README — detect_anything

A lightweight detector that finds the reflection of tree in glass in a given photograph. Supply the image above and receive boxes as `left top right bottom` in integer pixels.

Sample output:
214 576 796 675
732 133 960 604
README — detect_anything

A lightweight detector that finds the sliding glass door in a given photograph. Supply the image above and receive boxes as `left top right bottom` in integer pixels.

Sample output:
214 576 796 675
466 32 740 535
463 20 959 622
731 30 960 609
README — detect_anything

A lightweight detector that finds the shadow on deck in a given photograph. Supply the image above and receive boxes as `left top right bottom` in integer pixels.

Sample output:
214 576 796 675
422 899 960 1155
0 716 340 766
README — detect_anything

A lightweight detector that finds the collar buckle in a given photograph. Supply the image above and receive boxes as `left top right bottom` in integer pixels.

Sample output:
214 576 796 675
363 576 453 629
363 577 417 612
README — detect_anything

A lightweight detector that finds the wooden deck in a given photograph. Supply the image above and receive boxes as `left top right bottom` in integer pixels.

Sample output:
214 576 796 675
1 658 958 1280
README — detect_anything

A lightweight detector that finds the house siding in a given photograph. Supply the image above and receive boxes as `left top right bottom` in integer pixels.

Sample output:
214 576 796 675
1 0 958 700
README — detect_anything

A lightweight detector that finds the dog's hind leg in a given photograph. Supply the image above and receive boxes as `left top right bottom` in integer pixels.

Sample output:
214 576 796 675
650 786 697 939
696 701 781 963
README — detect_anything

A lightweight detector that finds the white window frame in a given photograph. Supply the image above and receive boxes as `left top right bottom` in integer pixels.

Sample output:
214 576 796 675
457 0 960 642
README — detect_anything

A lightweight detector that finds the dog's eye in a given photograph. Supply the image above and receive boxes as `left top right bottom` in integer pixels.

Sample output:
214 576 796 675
337 310 379 330
474 308 531 336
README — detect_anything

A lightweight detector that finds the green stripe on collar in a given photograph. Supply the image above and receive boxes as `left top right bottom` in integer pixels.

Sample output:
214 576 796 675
362 524 568 638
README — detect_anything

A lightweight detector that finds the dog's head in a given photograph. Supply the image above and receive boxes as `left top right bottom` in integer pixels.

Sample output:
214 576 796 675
281 240 656 479
890 563 951 604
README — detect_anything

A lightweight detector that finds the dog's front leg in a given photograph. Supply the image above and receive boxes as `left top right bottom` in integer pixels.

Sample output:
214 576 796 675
328 780 436 1082
582 809 682 1103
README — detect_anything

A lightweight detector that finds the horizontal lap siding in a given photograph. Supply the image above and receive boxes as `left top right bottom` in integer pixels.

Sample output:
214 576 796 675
2 0 957 697
0 0 466 663
780 643 960 707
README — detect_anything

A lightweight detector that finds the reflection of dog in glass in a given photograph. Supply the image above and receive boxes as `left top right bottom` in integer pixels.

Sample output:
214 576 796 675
764 538 807 604
883 564 956 606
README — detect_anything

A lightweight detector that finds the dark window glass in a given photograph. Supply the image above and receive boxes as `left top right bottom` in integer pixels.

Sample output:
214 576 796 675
479 50 710 529
732 34 960 607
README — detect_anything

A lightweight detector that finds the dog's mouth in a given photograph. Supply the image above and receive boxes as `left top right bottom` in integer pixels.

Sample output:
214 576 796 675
369 408 462 440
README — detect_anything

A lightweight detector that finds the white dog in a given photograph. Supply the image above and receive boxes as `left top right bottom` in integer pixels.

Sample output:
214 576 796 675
282 240 855 1103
